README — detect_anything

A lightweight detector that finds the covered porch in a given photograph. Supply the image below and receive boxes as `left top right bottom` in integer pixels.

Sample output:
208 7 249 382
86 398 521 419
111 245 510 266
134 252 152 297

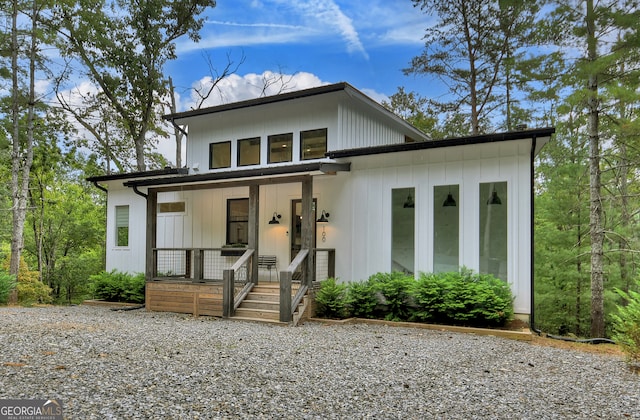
125 168 344 323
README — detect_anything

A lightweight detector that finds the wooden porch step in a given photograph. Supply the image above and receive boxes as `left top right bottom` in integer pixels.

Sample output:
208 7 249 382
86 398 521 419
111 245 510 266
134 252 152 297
234 307 280 321
230 282 307 325
241 299 280 310
244 292 279 303
230 316 287 325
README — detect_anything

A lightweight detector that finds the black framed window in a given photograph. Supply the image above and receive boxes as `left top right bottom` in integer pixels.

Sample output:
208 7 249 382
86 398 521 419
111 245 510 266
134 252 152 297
301 128 327 160
268 133 292 163
115 205 129 247
209 141 231 169
238 137 261 166
226 198 249 245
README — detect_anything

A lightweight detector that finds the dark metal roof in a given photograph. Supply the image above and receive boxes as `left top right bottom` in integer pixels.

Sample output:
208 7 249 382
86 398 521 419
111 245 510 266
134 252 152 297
163 82 351 121
122 162 351 188
86 167 188 183
326 127 555 159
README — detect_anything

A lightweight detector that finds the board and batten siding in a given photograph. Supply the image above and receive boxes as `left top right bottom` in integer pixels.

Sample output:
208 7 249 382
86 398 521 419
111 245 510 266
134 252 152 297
336 103 405 150
327 139 533 315
104 185 148 275
182 94 410 173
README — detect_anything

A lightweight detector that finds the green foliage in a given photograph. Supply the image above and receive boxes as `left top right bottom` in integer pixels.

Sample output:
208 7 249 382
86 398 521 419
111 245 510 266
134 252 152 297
315 278 348 319
316 270 514 328
90 270 145 303
369 272 415 322
412 269 513 327
611 285 640 365
2 255 52 305
0 271 16 305
345 279 378 319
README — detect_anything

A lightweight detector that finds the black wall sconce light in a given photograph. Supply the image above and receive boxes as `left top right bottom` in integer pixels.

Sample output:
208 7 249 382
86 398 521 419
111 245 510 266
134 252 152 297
268 212 282 224
403 194 415 208
487 189 502 205
443 192 457 207
316 210 330 223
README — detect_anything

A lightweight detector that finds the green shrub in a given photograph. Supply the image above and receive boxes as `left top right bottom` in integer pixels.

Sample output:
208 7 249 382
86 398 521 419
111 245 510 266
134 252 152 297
612 286 640 365
369 272 415 321
2 255 52 305
315 278 348 319
90 270 145 303
345 279 378 318
0 271 17 304
412 269 513 327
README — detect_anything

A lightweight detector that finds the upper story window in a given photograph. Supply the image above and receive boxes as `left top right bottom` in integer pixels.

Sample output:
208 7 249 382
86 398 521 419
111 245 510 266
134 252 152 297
301 128 327 160
238 137 261 166
268 133 293 163
209 141 231 169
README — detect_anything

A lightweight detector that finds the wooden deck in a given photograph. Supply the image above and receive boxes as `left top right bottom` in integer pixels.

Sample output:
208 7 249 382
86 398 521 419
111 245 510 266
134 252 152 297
146 281 233 317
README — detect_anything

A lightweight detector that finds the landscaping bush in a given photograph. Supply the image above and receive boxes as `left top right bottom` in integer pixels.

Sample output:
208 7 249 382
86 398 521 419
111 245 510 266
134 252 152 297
90 270 145 303
314 269 514 328
345 279 378 318
0 271 17 305
612 285 640 366
412 269 513 327
369 272 415 321
2 256 52 305
315 278 348 319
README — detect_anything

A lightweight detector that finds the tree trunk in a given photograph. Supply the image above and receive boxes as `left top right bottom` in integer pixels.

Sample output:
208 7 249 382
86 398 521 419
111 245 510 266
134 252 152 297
586 0 605 338
9 0 22 288
169 77 183 168
10 0 38 302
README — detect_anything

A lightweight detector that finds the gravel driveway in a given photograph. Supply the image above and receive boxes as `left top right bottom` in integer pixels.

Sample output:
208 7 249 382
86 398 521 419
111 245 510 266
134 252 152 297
1 305 638 419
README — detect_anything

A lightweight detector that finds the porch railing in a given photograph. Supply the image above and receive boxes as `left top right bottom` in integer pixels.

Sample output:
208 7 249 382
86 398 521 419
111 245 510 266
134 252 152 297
280 249 309 323
222 249 255 318
152 248 250 282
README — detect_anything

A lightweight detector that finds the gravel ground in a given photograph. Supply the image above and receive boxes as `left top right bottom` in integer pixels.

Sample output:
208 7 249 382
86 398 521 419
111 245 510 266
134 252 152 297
0 305 638 419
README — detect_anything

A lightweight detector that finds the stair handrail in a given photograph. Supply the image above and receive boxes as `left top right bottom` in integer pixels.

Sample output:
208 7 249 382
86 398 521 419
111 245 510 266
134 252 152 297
279 249 309 323
223 248 255 318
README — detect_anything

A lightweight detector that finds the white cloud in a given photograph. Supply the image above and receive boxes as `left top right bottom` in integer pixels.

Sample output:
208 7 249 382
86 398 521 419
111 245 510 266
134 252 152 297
183 0 369 59
183 71 327 109
283 0 368 59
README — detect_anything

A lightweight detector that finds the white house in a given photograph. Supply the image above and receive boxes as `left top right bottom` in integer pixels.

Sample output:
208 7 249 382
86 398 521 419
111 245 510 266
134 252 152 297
88 82 554 323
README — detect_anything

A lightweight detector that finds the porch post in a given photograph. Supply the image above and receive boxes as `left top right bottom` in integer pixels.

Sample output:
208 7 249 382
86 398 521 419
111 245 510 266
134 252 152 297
145 189 157 281
301 176 315 287
248 184 259 285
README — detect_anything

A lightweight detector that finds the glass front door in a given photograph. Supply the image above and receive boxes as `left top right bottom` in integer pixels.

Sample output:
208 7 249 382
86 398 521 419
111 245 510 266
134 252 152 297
290 198 317 262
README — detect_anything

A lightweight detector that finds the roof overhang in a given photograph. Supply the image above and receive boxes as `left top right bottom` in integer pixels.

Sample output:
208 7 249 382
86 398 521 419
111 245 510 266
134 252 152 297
162 82 430 142
122 162 351 191
86 167 189 183
327 127 555 159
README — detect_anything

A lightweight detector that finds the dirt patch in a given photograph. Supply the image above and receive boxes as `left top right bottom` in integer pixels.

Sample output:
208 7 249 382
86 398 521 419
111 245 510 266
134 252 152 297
530 335 624 357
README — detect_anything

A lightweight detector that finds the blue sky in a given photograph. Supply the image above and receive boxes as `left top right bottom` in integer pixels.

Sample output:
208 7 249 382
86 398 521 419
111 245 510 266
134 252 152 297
165 0 439 110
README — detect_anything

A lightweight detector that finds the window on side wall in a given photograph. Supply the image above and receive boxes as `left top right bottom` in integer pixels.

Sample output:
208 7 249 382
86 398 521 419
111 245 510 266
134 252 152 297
227 198 249 245
268 133 293 163
479 181 508 281
115 205 129 247
301 128 327 160
238 137 261 166
209 141 231 169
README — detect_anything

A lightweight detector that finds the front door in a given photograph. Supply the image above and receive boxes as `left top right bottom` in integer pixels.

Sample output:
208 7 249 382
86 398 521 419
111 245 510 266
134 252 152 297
290 198 317 262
